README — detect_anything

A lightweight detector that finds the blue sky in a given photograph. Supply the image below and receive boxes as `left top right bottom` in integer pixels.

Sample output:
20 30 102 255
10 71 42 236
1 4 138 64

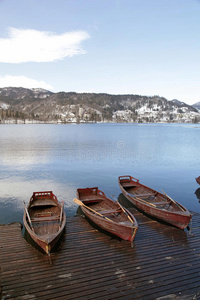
0 0 200 105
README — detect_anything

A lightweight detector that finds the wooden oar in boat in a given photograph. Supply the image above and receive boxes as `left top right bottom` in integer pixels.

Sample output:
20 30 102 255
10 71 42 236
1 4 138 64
59 201 64 229
23 201 34 231
161 190 185 212
117 201 134 223
111 195 137 247
73 198 114 222
111 195 134 223
127 193 157 207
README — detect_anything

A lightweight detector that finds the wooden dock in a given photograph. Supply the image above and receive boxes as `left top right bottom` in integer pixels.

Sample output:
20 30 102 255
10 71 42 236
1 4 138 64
1 203 200 299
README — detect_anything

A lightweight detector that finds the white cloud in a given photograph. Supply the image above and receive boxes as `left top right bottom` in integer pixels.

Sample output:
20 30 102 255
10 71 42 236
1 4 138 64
0 75 53 90
0 27 90 63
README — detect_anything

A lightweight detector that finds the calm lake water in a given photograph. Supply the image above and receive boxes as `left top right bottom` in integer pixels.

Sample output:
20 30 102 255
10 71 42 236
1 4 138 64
0 123 200 224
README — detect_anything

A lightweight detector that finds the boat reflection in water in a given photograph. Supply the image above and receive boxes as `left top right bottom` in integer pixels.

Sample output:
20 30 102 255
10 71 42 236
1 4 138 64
195 188 200 202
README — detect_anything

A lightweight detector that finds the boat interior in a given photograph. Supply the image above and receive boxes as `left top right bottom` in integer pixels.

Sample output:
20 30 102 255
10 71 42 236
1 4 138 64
121 180 182 212
28 202 61 237
79 192 133 225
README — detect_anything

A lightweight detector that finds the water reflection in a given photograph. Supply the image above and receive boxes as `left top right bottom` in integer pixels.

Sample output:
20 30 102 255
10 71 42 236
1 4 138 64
195 188 200 201
1 123 200 225
0 149 48 167
0 176 77 224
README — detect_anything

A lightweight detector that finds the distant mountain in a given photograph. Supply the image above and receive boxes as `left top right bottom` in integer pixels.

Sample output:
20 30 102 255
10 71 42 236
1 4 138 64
0 87 199 123
192 101 200 112
0 87 53 103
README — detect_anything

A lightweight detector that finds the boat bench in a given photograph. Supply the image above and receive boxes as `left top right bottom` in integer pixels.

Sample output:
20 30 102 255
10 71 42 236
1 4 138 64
119 221 131 225
31 216 60 222
98 209 121 215
153 202 168 206
132 193 155 198
122 183 137 187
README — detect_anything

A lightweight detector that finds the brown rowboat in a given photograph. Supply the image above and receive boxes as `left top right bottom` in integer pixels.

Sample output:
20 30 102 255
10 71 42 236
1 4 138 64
74 187 138 246
118 176 192 230
23 191 66 257
196 176 200 185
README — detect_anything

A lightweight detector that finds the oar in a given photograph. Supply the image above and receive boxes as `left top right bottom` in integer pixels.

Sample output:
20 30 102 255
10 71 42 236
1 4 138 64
112 195 137 247
111 195 134 223
23 201 34 230
127 193 157 207
73 198 114 222
117 201 134 223
59 201 64 228
161 190 185 212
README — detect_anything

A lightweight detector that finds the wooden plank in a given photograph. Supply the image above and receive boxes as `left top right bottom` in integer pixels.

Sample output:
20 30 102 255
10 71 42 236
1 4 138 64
0 212 200 299
129 193 155 197
97 209 121 215
31 216 60 222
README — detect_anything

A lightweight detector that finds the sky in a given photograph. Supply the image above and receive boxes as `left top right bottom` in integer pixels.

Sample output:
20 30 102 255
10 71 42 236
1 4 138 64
0 0 200 105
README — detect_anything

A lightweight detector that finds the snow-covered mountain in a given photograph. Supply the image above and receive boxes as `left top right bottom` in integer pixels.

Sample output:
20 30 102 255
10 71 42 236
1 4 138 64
192 101 200 112
0 87 199 123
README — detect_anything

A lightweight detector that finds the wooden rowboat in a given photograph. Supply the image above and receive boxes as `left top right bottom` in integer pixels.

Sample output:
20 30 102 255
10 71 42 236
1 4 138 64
118 176 192 230
196 176 200 185
74 187 138 246
23 191 66 258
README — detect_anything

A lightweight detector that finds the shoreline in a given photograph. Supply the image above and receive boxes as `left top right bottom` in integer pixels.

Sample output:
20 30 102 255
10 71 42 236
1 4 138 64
1 119 200 125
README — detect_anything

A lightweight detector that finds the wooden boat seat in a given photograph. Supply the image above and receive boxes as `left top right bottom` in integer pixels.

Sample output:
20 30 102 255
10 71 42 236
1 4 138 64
31 216 60 222
119 221 131 225
132 193 155 198
30 199 57 207
153 202 168 206
123 183 137 187
98 209 121 215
